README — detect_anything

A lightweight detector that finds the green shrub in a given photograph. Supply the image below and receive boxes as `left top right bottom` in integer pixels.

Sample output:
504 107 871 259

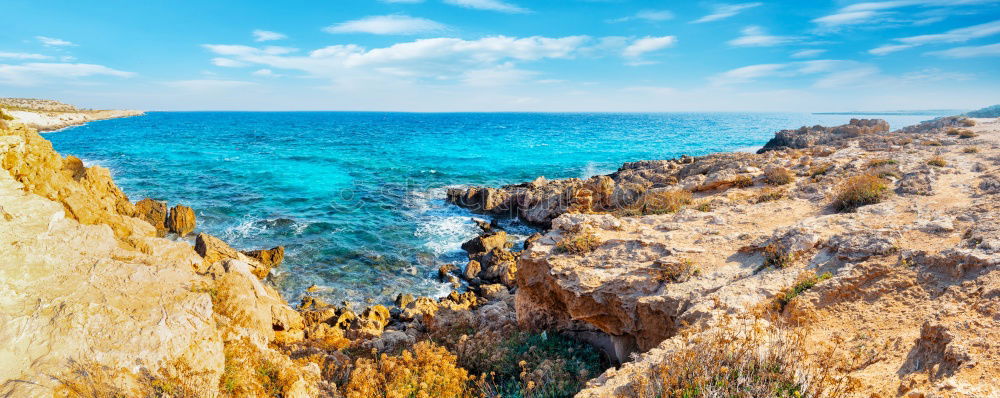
775 272 832 311
833 174 890 212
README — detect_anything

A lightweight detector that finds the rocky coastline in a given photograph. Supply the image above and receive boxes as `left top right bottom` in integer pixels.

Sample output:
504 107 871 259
1 105 998 397
0 98 144 132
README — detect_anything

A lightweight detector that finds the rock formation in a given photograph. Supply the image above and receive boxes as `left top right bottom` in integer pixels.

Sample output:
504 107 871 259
167 204 196 236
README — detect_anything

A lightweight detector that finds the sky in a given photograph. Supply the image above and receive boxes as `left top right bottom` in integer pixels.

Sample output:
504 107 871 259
1 0 998 111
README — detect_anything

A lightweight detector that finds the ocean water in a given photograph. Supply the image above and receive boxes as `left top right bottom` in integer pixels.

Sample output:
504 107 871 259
45 111 945 305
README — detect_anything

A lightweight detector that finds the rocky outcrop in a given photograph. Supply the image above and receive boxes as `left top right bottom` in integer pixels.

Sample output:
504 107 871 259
1 98 144 132
135 198 168 235
757 118 889 153
167 204 196 236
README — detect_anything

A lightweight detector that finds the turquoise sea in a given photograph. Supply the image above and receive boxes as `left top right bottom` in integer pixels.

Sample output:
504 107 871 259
46 112 946 305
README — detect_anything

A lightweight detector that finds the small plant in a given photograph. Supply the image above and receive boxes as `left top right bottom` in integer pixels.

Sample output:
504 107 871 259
808 163 830 178
653 258 700 283
927 156 947 167
754 187 786 204
922 140 943 146
621 189 692 215
762 244 795 269
832 174 890 212
695 201 713 212
763 167 794 186
730 174 755 188
945 128 961 136
345 341 472 398
963 146 979 154
774 272 832 311
959 118 976 127
864 158 896 169
554 229 601 255
958 130 977 139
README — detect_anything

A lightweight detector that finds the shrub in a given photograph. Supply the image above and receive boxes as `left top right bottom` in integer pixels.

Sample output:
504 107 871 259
927 156 947 167
762 244 795 269
554 229 601 255
471 332 608 398
945 128 961 136
958 130 977 139
653 258 700 283
754 188 786 204
763 167 794 186
864 158 896 168
730 175 755 188
832 174 890 212
695 201 713 212
774 272 832 311
619 189 692 216
808 164 830 178
963 146 979 154
959 118 976 127
630 316 860 398
922 140 942 146
345 341 471 398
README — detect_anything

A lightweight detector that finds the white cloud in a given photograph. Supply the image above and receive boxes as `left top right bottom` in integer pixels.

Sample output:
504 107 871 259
0 52 52 60
165 79 258 90
609 9 675 23
36 36 75 47
622 36 677 58
0 63 133 86
870 20 1000 55
813 0 997 28
212 57 248 67
252 68 280 77
443 0 529 13
791 49 826 58
253 30 287 42
902 67 974 80
692 3 762 23
325 15 447 35
461 62 537 86
927 42 1000 57
728 26 798 47
711 60 880 88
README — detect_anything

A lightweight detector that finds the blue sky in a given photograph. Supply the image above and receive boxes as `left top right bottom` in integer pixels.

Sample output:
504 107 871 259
1 0 998 111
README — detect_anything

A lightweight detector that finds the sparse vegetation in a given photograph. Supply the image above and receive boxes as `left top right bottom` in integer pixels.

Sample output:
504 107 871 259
963 146 979 154
864 158 896 168
774 272 832 311
762 244 795 269
695 201 713 212
554 229 601 255
958 130 977 139
922 140 942 146
945 128 961 136
763 167 794 186
754 187 786 204
958 118 976 127
617 189 692 216
653 258 700 283
808 163 830 178
345 341 472 398
832 174 890 212
730 174 755 188
927 156 947 167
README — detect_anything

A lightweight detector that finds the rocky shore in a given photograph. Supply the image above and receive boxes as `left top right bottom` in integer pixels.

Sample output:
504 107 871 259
0 98 144 132
1 104 998 397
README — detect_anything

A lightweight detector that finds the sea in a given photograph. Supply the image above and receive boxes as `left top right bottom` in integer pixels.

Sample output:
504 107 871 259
45 111 946 305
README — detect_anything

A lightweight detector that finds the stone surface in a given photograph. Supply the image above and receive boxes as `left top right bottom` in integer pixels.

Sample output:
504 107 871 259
167 204 196 236
135 198 168 236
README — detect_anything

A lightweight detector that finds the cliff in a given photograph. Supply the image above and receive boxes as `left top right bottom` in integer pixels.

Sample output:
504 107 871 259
0 98 143 131
450 116 1000 397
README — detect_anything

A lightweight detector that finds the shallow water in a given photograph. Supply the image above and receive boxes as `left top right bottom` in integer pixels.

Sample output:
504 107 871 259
46 111 945 305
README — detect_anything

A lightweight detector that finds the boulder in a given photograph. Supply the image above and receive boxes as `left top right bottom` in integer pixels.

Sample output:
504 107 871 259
461 230 510 255
463 260 482 280
167 204 196 236
195 233 241 266
135 198 168 236
241 246 285 278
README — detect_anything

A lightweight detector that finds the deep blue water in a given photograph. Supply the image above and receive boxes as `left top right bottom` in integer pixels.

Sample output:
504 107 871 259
45 111 945 305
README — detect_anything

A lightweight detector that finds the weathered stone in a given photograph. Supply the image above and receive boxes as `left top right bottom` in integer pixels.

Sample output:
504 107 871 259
135 198 168 236
461 230 510 255
463 260 482 280
195 233 241 266
241 245 284 278
167 204 196 236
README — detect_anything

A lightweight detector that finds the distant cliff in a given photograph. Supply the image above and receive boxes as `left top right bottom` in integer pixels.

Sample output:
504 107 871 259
0 97 143 131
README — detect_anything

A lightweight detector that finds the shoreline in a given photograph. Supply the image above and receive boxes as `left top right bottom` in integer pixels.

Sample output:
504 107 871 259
1 106 998 397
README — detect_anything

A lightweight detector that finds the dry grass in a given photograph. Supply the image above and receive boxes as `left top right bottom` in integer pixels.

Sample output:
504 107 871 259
927 156 947 167
763 167 794 186
345 341 472 398
864 158 896 169
617 189 692 216
53 359 211 398
730 175 755 188
958 118 976 127
963 146 980 154
958 130 977 139
922 140 942 147
653 258 700 283
832 174 890 213
694 201 713 212
808 164 831 178
754 187 786 204
626 316 861 398
945 128 962 136
554 229 601 255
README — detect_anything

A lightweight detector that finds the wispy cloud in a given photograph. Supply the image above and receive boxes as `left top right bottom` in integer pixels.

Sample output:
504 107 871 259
0 52 52 60
869 20 1000 55
728 26 798 47
622 36 677 58
791 49 827 58
165 79 258 90
813 0 997 29
252 68 281 77
212 57 248 67
253 30 287 42
324 15 448 35
692 3 762 23
36 36 76 47
927 42 1000 57
443 0 529 13
609 10 675 23
0 63 133 86
711 60 879 88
